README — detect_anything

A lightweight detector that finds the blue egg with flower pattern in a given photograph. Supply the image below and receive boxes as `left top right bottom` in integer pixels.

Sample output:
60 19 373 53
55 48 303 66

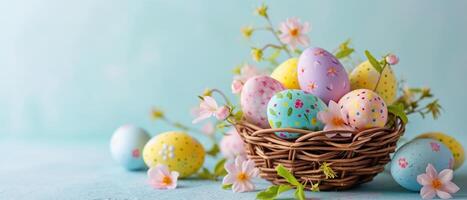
390 138 454 191
267 89 326 139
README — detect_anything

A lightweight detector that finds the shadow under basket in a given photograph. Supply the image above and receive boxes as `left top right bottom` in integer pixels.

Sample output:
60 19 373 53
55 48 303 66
234 117 405 191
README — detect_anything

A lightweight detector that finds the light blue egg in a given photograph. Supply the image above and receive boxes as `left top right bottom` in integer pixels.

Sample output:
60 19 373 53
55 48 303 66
390 138 454 191
267 89 326 139
110 125 151 170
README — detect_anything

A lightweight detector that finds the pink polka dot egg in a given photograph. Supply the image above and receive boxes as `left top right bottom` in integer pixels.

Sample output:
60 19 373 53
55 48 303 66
241 75 285 128
338 89 388 130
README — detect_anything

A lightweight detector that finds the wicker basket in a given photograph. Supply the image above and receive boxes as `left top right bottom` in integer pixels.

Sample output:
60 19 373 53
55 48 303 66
234 116 405 191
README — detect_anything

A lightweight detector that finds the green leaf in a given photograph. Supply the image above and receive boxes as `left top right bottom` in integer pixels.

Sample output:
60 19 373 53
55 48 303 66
286 92 293 100
294 185 306 200
388 103 408 124
206 144 220 157
269 49 281 60
275 121 282 128
267 49 281 66
222 184 232 190
335 48 354 59
365 50 383 73
214 158 227 177
335 39 354 59
233 111 243 121
216 121 229 130
256 185 292 200
275 164 300 186
269 108 277 116
294 49 303 55
197 167 215 180
287 107 293 116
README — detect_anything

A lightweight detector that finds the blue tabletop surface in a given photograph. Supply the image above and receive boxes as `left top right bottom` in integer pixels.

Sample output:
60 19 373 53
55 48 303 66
1 138 466 200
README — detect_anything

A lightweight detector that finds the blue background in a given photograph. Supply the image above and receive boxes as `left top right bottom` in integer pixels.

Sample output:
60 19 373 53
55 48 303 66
2 0 467 141
1 0 466 199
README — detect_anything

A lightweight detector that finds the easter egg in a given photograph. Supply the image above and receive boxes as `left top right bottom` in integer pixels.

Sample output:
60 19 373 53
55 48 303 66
267 89 326 139
338 89 388 130
416 132 464 170
297 47 350 104
391 138 453 191
271 58 300 89
349 61 397 104
143 131 205 178
241 75 285 128
110 125 151 170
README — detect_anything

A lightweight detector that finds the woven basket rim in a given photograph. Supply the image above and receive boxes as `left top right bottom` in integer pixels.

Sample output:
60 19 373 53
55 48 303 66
233 116 405 191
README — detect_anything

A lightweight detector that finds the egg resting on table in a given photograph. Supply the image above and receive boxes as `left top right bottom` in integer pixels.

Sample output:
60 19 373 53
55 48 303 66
271 58 300 89
110 124 151 170
391 138 454 191
143 131 205 178
338 89 388 130
241 75 285 128
349 60 397 104
267 89 326 139
416 132 464 170
297 47 350 104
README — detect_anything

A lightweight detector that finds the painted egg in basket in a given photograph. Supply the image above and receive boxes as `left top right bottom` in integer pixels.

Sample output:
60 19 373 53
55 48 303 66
241 75 285 128
267 89 326 139
338 89 388 130
349 60 397 104
297 47 350 104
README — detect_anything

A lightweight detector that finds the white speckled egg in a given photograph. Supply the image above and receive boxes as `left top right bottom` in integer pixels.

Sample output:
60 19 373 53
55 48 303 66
349 61 397 104
297 47 350 104
241 75 285 128
338 89 388 130
143 131 205 178
267 89 326 139
391 138 454 191
110 124 151 170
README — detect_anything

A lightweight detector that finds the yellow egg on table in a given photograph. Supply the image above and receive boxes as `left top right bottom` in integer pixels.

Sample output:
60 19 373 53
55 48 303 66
416 132 465 170
271 58 299 89
143 131 205 178
349 61 397 104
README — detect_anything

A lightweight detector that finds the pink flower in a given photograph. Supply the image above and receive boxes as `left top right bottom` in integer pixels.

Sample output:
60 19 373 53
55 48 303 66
222 156 259 193
278 17 310 50
132 149 140 158
317 100 354 137
231 79 243 94
294 99 304 109
417 164 459 199
386 54 399 65
148 164 179 190
430 142 441 152
192 96 230 123
235 64 267 83
216 106 230 121
201 122 215 136
220 128 246 159
232 64 267 94
398 158 408 168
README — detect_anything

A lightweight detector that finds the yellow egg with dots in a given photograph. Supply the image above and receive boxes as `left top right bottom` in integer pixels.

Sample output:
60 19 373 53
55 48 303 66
349 61 397 104
416 132 465 170
143 131 205 178
271 58 300 89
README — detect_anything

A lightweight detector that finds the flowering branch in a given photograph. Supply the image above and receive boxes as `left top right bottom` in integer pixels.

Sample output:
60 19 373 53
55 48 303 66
262 15 292 57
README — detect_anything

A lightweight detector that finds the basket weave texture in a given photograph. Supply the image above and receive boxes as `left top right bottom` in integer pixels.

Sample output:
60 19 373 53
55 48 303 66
234 117 405 191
